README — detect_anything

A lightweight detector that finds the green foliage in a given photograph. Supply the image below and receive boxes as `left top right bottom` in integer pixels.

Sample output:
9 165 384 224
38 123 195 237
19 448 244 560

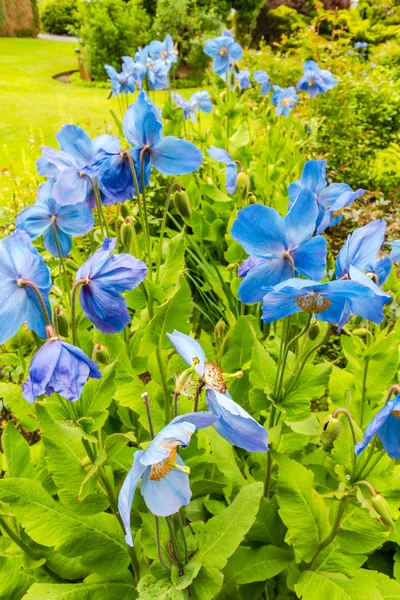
40 0 78 35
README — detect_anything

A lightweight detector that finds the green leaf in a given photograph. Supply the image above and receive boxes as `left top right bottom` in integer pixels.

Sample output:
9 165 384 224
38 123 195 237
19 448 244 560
250 335 276 394
282 363 331 418
22 582 138 599
247 497 286 546
275 453 330 562
76 362 116 432
0 570 35 600
189 566 224 600
285 415 320 436
337 502 388 554
222 316 260 372
368 571 400 598
78 448 108 502
0 478 129 576
229 122 250 154
137 575 188 599
222 545 292 590
295 569 383 600
202 428 245 489
2 422 36 478
0 383 37 431
159 231 186 291
140 276 193 354
196 482 263 571
172 562 202 590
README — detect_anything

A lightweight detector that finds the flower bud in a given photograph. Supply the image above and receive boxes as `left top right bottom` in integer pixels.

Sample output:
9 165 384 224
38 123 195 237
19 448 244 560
120 218 132 248
65 258 79 271
174 369 196 397
308 323 320 341
320 415 341 448
92 344 110 365
247 192 257 204
174 190 192 219
353 315 363 326
120 203 131 218
236 172 248 193
214 318 226 341
352 328 370 338
55 307 69 337
371 494 395 530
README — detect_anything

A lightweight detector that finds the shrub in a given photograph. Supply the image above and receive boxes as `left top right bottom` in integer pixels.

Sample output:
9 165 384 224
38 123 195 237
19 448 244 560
40 0 78 35
76 0 151 80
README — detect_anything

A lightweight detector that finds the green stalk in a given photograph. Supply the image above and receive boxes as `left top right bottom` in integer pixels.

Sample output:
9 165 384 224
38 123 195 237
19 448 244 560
360 356 370 428
17 279 51 326
71 279 85 346
155 182 181 283
126 150 152 271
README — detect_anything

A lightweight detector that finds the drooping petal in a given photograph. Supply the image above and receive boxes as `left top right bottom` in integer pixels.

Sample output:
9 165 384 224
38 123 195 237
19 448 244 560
335 219 387 278
43 227 72 258
374 397 400 459
56 202 95 237
261 279 317 323
367 256 392 286
56 124 94 166
347 266 391 324
16 203 51 239
92 134 120 155
355 397 399 456
284 189 319 248
52 167 92 206
229 42 243 61
141 456 191 517
22 339 62 402
298 160 327 197
80 282 131 334
238 258 292 304
204 39 219 57
170 411 218 429
206 389 268 452
0 282 27 345
76 238 116 280
389 241 400 262
167 330 206 376
40 146 76 171
122 90 162 148
151 137 203 175
231 204 287 257
118 450 147 546
90 253 147 292
291 236 327 281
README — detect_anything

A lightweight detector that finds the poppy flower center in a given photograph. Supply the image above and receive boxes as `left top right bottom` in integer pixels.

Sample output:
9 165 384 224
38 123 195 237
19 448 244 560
296 292 331 314
391 410 400 418
160 50 168 59
282 97 293 107
149 446 190 481
218 47 228 57
308 79 315 86
204 361 227 393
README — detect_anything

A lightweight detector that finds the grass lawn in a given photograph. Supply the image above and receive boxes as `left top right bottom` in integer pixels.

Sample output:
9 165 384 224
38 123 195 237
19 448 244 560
0 38 187 202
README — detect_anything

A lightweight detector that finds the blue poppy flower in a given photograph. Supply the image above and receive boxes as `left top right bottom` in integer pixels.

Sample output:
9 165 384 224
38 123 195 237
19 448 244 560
0 231 51 344
148 34 177 66
167 330 269 453
288 160 365 234
104 65 136 96
231 193 327 303
75 238 147 334
272 85 299 117
23 332 101 403
354 41 368 50
37 125 120 206
118 411 217 546
121 56 147 90
207 146 237 194
355 395 400 459
235 69 251 89
122 90 202 178
16 180 94 258
147 58 170 90
297 60 337 98
204 34 243 75
261 277 390 330
254 70 270 95
389 241 400 262
172 91 213 123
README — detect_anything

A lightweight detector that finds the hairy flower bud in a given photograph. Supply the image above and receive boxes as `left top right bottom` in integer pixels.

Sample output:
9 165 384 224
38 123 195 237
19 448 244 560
174 369 196 398
321 415 342 447
120 203 131 218
236 172 249 193
352 328 370 338
92 343 110 365
308 323 320 341
371 494 395 530
247 192 257 204
120 218 132 248
55 307 69 337
65 258 79 271
214 318 226 341
174 190 192 219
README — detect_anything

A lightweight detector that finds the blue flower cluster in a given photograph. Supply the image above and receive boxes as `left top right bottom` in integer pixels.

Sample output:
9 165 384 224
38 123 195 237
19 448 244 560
105 34 177 94
172 90 213 122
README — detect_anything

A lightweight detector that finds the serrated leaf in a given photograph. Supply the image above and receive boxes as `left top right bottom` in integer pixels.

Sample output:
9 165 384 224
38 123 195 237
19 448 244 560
159 231 186 291
222 316 260 372
137 575 187 599
0 382 37 431
295 569 383 600
2 422 36 478
172 562 202 590
222 545 292 590
282 363 331 417
189 566 224 600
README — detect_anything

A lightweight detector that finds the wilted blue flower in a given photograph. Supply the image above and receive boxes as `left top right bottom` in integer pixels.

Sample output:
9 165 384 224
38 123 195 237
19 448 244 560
23 331 101 403
336 219 391 285
37 125 120 206
16 180 94 258
207 147 237 195
288 159 365 234
235 69 251 89
104 65 136 96
75 238 147 334
0 231 51 343
167 330 269 453
355 394 400 459
172 91 213 122
148 34 177 65
118 412 217 545
388 241 400 262
231 193 327 303
204 34 243 75
261 277 390 330
297 60 337 98
272 85 299 117
123 90 202 179
254 70 270 95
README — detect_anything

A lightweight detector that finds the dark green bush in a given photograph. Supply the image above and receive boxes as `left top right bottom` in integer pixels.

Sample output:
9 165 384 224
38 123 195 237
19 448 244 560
40 0 78 35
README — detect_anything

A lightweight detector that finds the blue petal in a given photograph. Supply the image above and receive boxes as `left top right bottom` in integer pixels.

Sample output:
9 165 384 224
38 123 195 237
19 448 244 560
231 204 287 257
284 189 318 247
92 134 120 155
376 399 400 459
238 258 292 304
16 203 51 239
347 266 391 324
367 256 392 286
43 227 72 258
206 389 268 452
171 412 218 429
335 219 386 278
22 339 62 402
151 137 203 175
80 282 131 334
213 54 229 75
0 281 27 345
291 236 327 281
122 90 162 148
389 241 400 262
167 330 206 376
118 450 147 546
98 153 135 203
40 146 76 171
56 202 94 237
52 167 92 206
299 160 327 196
229 42 243 61
56 125 94 166
355 397 399 456
204 39 218 57
141 456 192 517
207 146 233 165
36 155 59 178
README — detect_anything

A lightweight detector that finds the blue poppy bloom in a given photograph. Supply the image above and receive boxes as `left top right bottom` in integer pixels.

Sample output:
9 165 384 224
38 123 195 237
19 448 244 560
104 65 136 96
122 90 202 178
231 193 327 303
207 147 237 195
389 241 400 262
16 180 94 258
235 69 251 89
172 91 213 123
204 34 243 75
118 411 217 545
75 238 147 333
148 34 177 66
355 395 400 459
37 125 120 206
23 333 101 403
288 160 365 234
336 219 391 286
297 60 337 98
121 56 147 90
167 330 269 453
254 70 270 95
272 85 299 117
261 277 390 330
147 58 170 90
0 231 51 344
354 41 368 50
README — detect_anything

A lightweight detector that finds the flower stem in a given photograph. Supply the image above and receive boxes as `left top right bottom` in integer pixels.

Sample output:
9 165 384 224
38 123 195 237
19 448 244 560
126 151 152 272
173 390 180 418
193 380 205 412
155 182 181 283
360 356 370 428
306 495 348 569
289 323 332 391
142 392 155 439
71 279 85 346
154 516 171 570
51 220 71 308
177 510 189 565
166 516 183 567
17 279 51 326
354 480 377 496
